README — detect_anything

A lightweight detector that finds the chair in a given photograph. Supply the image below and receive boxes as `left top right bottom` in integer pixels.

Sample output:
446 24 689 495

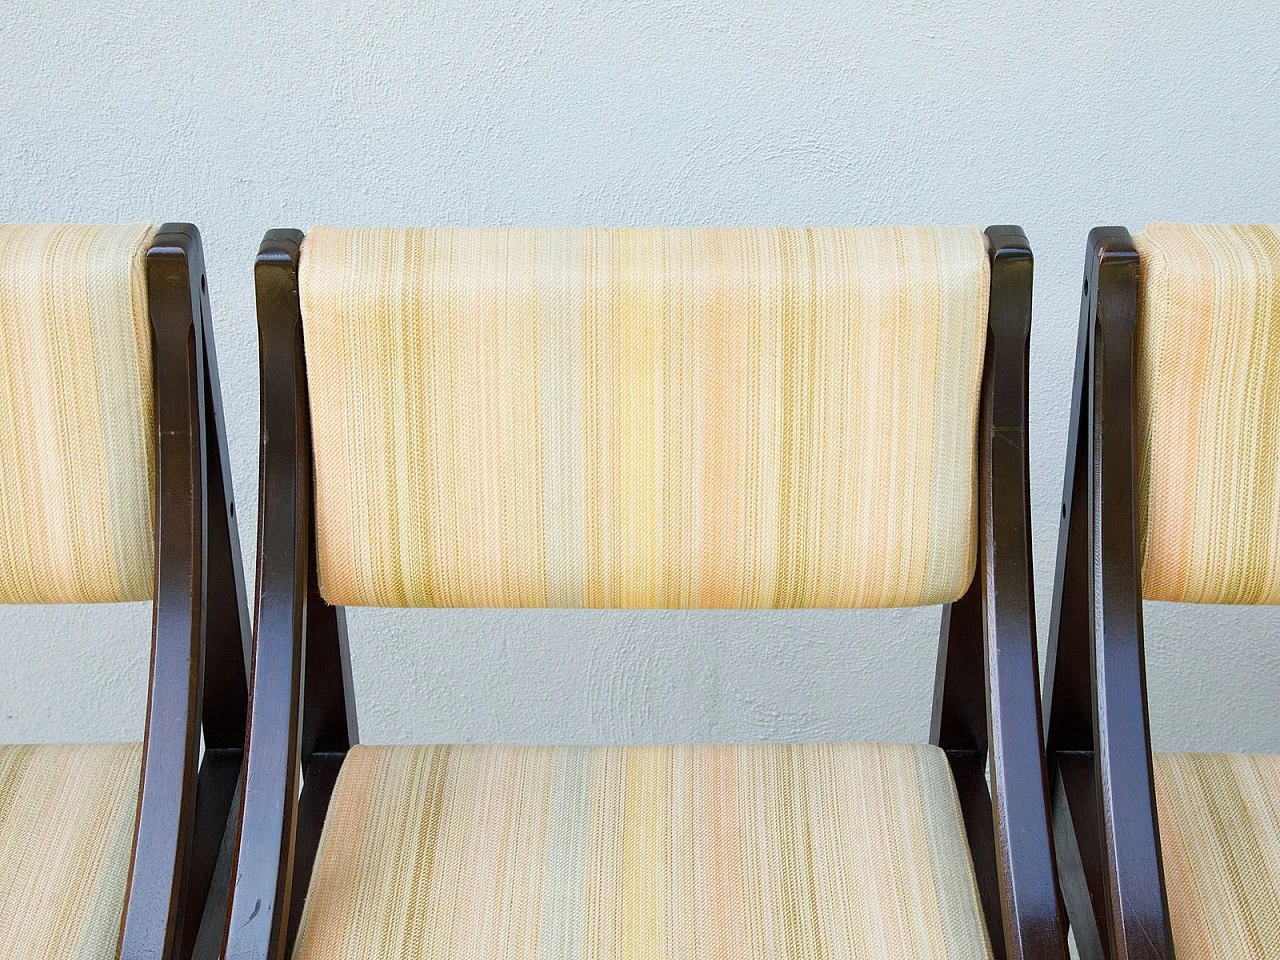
222 225 1068 959
0 223 251 959
1044 223 1280 959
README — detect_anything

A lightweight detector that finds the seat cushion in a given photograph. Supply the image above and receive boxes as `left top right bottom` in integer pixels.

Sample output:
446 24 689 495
0 742 141 959
1154 752 1280 958
293 742 992 959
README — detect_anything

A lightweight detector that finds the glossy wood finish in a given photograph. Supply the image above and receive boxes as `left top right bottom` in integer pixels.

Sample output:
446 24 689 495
118 224 251 960
228 224 1065 959
1042 228 1175 960
220 231 356 960
931 226 1069 960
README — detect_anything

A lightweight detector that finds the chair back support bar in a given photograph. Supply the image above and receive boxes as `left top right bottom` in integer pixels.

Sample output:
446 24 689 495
931 227 1069 959
222 230 357 960
118 225 251 960
1043 228 1175 960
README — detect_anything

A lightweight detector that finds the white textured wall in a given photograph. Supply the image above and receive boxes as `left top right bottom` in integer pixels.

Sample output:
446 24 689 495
2 0 1278 753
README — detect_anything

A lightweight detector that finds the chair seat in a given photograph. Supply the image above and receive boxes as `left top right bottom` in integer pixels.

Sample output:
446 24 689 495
1154 753 1280 959
293 742 993 959
0 742 141 959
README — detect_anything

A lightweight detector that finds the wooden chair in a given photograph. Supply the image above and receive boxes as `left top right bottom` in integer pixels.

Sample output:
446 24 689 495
0 223 251 960
222 225 1068 960
1045 223 1280 960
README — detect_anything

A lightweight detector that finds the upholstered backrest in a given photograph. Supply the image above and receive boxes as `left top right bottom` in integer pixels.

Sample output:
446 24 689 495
0 223 156 603
299 226 990 608
1135 223 1280 604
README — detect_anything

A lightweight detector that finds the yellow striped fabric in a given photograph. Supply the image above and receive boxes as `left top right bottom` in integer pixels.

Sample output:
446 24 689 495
299 226 990 609
1154 753 1280 959
0 223 156 603
1134 223 1280 604
292 742 992 960
0 743 141 959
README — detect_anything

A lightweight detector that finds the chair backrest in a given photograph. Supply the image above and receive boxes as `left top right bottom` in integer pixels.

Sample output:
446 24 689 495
297 226 991 609
0 223 156 604
1134 223 1280 604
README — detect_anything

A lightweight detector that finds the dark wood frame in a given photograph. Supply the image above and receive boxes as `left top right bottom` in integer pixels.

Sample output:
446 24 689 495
115 224 252 960
931 226 1070 959
220 230 357 960
220 225 1066 960
1042 228 1176 960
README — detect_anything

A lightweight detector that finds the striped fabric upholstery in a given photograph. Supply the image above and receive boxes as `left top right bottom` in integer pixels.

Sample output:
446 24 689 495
292 742 993 959
1154 753 1280 959
299 226 990 609
0 223 157 603
0 743 142 959
1134 223 1280 604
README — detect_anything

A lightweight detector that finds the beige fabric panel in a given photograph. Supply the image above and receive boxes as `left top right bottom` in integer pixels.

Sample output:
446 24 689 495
293 742 993 959
0 743 142 959
1154 752 1280 958
0 223 156 603
1135 223 1280 604
299 226 990 609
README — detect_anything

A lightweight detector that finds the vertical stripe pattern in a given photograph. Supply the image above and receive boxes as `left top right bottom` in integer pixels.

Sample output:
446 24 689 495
291 743 993 959
0 743 141 959
1134 223 1280 604
1154 753 1280 958
0 222 156 603
298 226 990 609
